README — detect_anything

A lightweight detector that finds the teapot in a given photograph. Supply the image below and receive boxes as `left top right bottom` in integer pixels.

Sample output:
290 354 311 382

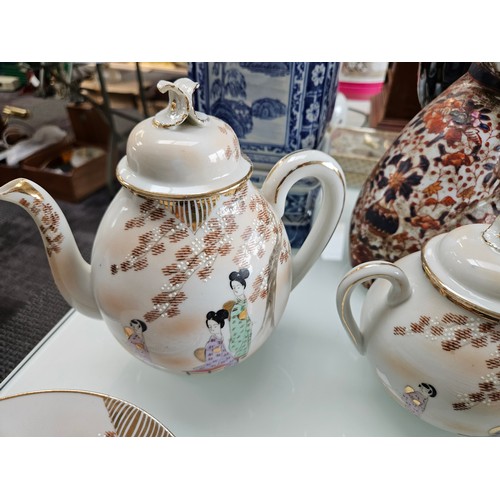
337 215 500 436
0 78 346 375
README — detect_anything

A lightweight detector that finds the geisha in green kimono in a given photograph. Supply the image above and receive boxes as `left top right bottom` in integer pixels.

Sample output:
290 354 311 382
224 268 253 360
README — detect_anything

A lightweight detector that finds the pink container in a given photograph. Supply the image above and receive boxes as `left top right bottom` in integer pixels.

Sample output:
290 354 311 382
339 62 388 100
338 81 385 100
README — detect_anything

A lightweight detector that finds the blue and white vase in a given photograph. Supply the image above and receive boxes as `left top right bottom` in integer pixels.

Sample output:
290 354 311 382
188 62 340 247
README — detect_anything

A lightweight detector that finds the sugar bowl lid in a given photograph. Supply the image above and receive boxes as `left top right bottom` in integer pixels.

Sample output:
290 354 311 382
116 78 252 199
422 216 500 320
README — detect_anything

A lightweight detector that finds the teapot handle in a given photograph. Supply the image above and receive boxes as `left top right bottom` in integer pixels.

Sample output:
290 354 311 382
336 261 412 355
261 149 345 290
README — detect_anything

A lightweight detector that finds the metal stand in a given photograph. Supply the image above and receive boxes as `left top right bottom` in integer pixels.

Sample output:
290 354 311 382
94 63 149 194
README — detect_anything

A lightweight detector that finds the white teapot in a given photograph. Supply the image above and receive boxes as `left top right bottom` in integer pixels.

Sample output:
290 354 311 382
337 215 500 436
0 78 346 375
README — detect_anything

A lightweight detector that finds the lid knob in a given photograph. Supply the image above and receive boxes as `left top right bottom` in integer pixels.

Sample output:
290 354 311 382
153 78 208 128
116 78 251 199
482 215 500 252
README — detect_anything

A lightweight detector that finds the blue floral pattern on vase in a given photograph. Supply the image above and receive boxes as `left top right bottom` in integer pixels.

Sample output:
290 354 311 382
188 62 340 167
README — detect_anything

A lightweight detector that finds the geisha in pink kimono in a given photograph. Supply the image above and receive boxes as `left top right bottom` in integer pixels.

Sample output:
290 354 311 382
189 309 238 374
123 318 150 361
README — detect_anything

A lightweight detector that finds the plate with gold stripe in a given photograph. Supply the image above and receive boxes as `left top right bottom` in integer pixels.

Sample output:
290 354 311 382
0 389 174 437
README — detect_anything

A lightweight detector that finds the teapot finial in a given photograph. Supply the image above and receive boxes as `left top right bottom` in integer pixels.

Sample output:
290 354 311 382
482 215 500 252
153 78 208 128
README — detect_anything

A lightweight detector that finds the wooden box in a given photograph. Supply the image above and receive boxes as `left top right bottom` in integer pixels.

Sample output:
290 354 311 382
20 102 110 202
1 138 70 185
0 129 28 184
369 62 422 132
0 161 21 185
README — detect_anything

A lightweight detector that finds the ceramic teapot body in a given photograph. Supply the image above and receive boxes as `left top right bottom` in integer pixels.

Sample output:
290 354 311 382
92 173 296 373
337 217 500 436
0 79 346 374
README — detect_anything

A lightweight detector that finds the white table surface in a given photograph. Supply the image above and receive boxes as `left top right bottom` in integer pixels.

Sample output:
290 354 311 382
0 186 452 437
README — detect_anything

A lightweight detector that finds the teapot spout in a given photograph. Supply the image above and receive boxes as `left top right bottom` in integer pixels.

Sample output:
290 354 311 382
0 178 101 319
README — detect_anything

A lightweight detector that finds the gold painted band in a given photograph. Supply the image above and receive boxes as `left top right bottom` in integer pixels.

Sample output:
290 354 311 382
272 158 345 204
116 167 253 201
421 251 500 322
0 388 174 436
2 178 45 201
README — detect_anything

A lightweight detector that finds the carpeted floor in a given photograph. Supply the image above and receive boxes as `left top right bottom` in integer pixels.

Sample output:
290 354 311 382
0 88 135 383
0 186 113 383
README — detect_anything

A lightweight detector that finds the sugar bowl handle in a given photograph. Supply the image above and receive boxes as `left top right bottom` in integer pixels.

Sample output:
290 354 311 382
261 149 345 290
336 261 412 354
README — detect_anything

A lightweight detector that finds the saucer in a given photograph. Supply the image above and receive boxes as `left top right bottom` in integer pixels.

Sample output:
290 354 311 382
0 389 173 437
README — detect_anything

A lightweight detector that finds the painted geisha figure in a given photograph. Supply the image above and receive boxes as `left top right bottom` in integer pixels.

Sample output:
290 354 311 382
401 382 437 416
123 319 150 360
224 268 253 360
190 309 238 373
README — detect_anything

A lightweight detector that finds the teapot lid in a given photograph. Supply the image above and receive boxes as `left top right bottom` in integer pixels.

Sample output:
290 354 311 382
116 78 252 199
422 216 500 320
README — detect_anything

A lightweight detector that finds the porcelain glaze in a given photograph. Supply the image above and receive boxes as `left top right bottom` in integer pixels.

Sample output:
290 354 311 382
337 216 500 436
0 78 346 375
93 178 294 373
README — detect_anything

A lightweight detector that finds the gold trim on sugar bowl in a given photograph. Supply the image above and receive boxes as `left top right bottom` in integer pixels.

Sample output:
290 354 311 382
421 251 500 322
